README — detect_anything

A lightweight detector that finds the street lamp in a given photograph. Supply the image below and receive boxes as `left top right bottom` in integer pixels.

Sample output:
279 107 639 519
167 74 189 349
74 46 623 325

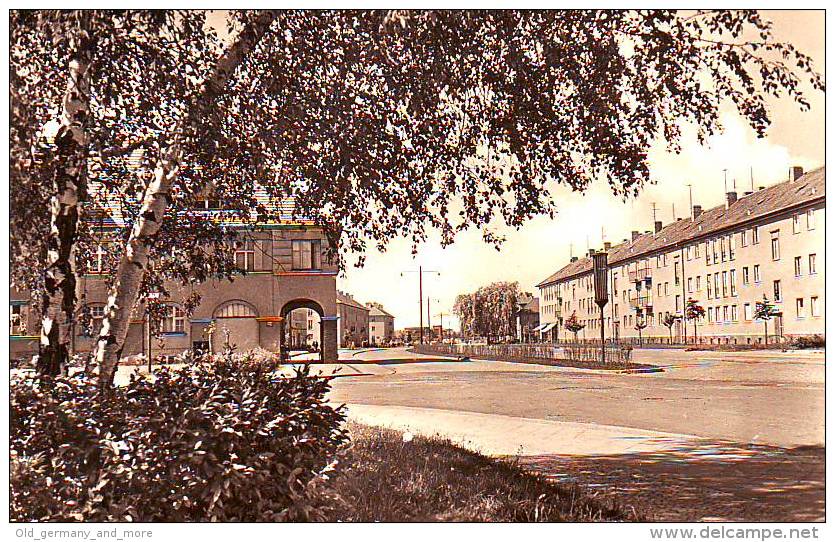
592 251 609 364
400 266 440 345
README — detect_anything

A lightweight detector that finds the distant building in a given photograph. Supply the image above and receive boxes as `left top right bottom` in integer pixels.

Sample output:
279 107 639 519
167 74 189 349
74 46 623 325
336 291 370 348
367 302 395 345
537 167 825 345
516 293 540 342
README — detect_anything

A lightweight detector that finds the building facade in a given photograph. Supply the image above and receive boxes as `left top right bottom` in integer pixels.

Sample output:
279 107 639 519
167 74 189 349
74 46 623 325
336 291 370 348
10 225 340 363
367 302 395 345
537 167 825 345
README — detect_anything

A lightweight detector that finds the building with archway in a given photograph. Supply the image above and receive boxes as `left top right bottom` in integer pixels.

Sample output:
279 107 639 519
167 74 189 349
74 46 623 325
10 222 340 363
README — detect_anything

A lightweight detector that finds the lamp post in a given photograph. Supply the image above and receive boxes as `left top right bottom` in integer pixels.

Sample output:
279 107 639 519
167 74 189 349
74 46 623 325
401 267 440 344
592 251 609 364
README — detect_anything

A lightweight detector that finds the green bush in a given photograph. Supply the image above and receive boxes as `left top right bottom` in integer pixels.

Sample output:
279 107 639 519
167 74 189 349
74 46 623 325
10 353 348 521
791 335 825 349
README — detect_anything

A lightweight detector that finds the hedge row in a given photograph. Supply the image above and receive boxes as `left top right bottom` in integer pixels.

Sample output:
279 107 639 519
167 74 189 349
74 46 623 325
11 353 348 521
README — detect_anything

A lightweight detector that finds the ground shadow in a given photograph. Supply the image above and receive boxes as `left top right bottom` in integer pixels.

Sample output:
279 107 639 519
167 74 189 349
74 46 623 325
516 441 824 522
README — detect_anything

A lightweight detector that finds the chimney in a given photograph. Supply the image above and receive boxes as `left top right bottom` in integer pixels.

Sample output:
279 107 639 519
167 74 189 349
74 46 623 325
654 220 662 233
570 256 578 263
758 185 765 191
603 241 612 251
792 166 804 181
631 230 640 241
743 191 753 196
726 191 738 207
692 205 703 220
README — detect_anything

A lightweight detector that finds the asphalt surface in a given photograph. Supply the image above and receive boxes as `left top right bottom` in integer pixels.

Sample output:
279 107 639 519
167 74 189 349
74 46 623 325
328 346 824 448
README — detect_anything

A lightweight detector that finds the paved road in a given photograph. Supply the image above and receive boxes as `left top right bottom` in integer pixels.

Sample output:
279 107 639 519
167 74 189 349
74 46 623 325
328 347 824 448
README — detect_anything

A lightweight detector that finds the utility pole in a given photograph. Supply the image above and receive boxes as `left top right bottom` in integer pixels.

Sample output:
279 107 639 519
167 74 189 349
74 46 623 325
427 296 431 343
723 168 729 193
401 267 440 345
651 202 658 224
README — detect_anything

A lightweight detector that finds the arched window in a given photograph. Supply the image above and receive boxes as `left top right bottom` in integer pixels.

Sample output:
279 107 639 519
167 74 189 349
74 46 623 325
215 301 257 318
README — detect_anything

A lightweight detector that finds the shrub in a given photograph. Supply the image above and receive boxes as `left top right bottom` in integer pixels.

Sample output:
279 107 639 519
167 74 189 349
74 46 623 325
791 334 825 349
10 352 348 522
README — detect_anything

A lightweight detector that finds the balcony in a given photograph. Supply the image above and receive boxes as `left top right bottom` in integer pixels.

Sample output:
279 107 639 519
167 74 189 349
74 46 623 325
629 295 653 310
629 268 652 283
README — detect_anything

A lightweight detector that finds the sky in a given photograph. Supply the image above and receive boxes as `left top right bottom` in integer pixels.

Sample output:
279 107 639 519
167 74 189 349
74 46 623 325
338 10 826 330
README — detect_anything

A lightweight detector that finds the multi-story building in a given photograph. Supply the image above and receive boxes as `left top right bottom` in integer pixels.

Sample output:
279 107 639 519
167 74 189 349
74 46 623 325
537 167 825 344
10 200 340 362
367 302 395 345
516 293 540 342
336 291 370 348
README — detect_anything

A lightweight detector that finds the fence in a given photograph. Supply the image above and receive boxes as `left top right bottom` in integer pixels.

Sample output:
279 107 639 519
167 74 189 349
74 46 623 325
419 341 633 366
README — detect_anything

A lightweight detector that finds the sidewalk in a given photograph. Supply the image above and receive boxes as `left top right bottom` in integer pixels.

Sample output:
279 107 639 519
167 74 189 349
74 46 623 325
343 404 699 456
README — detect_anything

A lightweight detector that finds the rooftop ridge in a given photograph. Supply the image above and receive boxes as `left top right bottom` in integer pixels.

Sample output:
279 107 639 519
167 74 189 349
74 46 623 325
537 167 825 287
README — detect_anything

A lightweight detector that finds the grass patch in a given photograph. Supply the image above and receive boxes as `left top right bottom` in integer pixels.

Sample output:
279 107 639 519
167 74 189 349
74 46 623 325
327 423 642 522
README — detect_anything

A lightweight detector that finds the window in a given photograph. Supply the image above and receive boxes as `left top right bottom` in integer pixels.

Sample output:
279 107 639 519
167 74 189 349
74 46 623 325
744 303 752 321
794 256 802 277
773 280 782 303
740 230 748 247
811 296 820 317
752 226 760 244
674 262 680 285
84 305 105 336
216 302 256 318
705 244 710 265
796 298 805 319
10 304 26 335
807 209 815 230
675 295 681 313
234 239 256 271
712 240 719 264
89 244 108 274
664 282 669 295
728 234 735 260
713 274 720 299
770 230 780 260
686 246 692 260
721 271 728 297
707 307 714 323
742 267 750 285
706 275 712 298
730 269 737 296
291 239 322 270
809 254 817 274
695 243 700 258
687 277 693 293
720 237 727 261
722 306 729 322
161 305 185 333
696 276 701 291
731 305 738 322
792 213 801 234
753 265 761 283
657 283 662 297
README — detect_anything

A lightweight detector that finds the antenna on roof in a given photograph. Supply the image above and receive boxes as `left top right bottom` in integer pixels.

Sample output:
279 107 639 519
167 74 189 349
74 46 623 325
723 169 728 192
672 202 676 220
651 202 657 223
686 183 693 215
750 167 754 192
601 225 605 244
733 178 737 191
569 243 574 258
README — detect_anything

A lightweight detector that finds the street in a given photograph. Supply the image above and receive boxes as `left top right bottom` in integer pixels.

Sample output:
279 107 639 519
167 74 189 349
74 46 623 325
325 346 824 521
328 346 824 448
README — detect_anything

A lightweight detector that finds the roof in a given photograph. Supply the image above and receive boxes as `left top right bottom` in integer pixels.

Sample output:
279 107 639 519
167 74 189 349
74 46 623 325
368 305 394 318
537 167 825 287
336 291 370 311
85 181 313 229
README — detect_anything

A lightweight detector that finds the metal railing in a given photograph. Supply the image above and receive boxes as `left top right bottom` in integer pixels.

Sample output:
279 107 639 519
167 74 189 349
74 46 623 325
629 295 653 309
419 342 632 365
628 268 652 282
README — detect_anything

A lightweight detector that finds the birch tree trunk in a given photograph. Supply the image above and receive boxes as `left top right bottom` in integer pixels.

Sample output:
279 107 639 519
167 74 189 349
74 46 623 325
37 22 94 376
95 11 278 385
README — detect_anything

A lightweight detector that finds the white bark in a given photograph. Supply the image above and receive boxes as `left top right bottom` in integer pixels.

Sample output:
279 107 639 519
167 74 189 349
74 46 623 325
94 11 279 384
37 23 93 376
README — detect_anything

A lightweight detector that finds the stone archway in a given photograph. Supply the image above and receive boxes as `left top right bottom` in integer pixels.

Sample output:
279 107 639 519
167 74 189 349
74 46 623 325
280 299 326 362
212 300 259 353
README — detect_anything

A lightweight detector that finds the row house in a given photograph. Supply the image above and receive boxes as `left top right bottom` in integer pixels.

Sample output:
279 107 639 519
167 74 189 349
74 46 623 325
536 167 825 344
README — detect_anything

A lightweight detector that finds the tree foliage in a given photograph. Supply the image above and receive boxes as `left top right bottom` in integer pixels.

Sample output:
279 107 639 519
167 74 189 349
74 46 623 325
564 311 586 336
453 282 519 341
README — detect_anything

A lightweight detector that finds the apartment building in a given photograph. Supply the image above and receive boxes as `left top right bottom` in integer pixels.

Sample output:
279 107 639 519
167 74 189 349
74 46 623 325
367 302 395 345
336 291 370 348
537 167 825 344
10 199 340 362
